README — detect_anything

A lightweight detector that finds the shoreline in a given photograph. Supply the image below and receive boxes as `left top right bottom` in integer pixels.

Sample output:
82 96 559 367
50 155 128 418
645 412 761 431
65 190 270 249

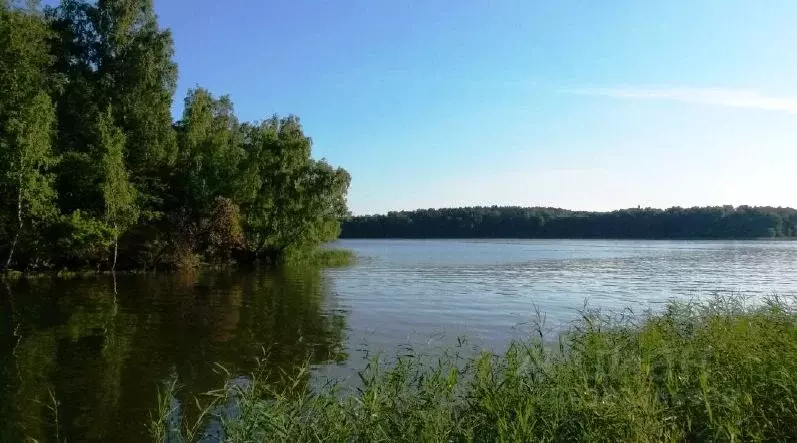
0 248 356 280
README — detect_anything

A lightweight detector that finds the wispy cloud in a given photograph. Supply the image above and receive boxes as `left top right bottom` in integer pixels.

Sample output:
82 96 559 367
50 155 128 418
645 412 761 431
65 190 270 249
569 86 797 115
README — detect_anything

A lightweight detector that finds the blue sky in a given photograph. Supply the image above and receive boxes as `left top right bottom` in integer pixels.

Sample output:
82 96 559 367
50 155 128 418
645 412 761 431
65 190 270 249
154 0 797 215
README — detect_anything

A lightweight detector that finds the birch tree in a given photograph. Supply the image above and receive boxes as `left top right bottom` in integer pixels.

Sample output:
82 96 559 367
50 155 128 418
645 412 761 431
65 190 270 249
98 108 138 270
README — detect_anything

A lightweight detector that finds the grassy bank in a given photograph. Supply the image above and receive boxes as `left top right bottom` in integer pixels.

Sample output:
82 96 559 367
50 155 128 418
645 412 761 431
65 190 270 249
153 295 797 442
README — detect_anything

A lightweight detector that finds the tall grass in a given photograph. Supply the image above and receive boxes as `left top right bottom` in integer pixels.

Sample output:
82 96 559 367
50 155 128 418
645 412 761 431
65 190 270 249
153 294 797 442
282 248 356 268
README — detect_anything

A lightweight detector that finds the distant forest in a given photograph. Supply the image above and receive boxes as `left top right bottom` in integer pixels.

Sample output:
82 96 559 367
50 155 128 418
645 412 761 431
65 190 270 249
341 206 797 239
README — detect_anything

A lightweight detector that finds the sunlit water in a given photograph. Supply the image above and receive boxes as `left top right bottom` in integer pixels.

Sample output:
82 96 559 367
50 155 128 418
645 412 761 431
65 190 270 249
2 239 796 441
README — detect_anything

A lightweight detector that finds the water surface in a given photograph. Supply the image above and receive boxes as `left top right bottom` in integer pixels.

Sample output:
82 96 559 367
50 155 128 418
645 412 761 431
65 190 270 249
2 239 796 441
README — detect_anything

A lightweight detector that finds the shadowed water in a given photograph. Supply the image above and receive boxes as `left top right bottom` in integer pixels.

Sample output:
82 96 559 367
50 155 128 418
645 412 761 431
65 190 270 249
2 239 797 441
0 270 347 442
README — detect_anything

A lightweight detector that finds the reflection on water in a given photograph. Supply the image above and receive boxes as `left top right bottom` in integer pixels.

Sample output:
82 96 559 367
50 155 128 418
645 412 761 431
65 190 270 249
2 239 797 441
0 269 347 442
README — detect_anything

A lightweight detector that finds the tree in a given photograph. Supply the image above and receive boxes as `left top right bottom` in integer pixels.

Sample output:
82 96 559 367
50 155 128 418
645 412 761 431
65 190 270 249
1 94 58 269
237 116 351 261
0 2 352 271
48 0 177 216
97 108 138 270
97 0 178 197
174 87 242 215
285 159 351 248
0 2 58 269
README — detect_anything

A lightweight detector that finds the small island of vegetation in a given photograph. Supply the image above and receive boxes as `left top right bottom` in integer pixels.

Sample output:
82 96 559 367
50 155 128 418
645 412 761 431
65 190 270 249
0 0 351 273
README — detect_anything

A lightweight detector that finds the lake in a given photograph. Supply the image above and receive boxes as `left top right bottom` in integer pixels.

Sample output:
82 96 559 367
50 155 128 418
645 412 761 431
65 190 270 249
2 239 797 441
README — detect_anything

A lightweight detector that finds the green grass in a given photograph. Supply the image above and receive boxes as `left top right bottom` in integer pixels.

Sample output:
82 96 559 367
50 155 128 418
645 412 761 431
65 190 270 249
282 248 357 268
312 248 357 267
154 294 797 442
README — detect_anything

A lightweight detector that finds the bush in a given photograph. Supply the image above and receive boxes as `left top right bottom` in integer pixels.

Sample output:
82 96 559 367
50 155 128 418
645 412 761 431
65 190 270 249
49 210 113 269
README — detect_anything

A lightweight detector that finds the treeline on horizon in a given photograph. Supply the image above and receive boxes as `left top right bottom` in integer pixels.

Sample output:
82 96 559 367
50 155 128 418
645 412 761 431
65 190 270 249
341 206 797 239
0 0 350 272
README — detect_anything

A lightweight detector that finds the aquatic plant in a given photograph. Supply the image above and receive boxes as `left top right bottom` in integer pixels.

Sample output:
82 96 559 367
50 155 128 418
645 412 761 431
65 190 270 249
152 294 797 442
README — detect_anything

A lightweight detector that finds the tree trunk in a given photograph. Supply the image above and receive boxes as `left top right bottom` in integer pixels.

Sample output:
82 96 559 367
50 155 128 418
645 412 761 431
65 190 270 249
112 225 118 271
5 189 23 270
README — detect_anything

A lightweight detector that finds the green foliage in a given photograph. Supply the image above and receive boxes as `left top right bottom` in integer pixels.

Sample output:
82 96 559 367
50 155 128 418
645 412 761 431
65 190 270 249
0 0 350 271
3 92 58 221
48 0 178 205
52 210 113 267
343 205 797 239
155 295 797 442
0 3 58 268
236 118 351 259
98 107 138 268
168 94 351 267
283 248 356 267
174 88 242 213
98 108 139 230
207 197 244 262
0 1 54 107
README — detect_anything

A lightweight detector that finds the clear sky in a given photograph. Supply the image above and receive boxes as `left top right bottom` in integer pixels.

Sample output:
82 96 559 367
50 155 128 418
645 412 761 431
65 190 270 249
154 0 797 215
